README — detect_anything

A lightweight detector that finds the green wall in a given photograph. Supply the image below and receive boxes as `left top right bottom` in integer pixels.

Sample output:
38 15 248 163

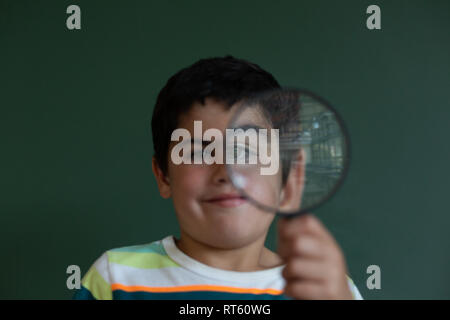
1 0 449 299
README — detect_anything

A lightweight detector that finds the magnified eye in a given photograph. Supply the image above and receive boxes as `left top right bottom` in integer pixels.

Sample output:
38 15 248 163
234 144 245 161
234 144 257 163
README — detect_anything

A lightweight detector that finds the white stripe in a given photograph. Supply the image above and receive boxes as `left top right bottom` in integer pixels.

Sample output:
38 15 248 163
348 279 363 300
162 235 286 283
108 262 285 291
92 252 111 285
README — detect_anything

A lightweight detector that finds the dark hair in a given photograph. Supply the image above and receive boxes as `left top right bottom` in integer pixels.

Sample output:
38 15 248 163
151 55 281 175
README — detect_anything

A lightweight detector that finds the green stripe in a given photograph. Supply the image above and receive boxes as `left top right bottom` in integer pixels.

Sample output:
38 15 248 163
82 267 112 300
109 241 166 255
107 251 180 269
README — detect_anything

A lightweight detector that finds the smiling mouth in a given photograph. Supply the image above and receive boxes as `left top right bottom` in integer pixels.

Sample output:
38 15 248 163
204 194 247 208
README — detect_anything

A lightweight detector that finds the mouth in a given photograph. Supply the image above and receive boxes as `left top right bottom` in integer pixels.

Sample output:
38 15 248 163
204 193 248 208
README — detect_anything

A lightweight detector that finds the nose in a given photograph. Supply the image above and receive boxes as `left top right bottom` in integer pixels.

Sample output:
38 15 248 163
211 163 230 185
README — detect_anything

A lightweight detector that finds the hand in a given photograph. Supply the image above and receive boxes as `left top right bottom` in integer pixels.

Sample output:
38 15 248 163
277 214 354 300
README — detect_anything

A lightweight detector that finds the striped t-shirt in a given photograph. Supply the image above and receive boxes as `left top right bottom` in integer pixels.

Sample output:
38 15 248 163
73 235 363 300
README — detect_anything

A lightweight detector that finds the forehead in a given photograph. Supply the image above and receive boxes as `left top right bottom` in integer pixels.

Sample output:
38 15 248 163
178 97 271 132
178 98 232 131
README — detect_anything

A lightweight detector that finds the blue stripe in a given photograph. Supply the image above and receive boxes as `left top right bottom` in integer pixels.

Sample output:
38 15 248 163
112 290 289 300
72 285 96 300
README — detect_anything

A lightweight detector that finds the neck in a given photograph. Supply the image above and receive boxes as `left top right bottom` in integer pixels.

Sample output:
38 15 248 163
174 231 283 272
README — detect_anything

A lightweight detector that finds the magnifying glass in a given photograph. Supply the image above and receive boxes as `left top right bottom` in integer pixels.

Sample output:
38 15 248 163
226 88 350 216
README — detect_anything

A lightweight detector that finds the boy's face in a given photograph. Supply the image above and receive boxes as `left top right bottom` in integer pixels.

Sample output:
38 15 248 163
153 98 281 250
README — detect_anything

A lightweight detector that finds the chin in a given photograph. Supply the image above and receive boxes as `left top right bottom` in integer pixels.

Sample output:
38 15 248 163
178 207 273 249
201 229 262 250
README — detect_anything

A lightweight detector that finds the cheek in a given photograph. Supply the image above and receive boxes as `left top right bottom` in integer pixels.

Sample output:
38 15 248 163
242 172 283 206
169 165 212 231
169 165 208 200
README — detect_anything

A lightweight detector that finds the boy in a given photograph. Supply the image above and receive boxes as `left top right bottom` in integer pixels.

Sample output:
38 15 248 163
73 55 362 300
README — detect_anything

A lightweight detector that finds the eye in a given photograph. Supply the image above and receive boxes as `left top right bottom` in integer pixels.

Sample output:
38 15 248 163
234 144 257 162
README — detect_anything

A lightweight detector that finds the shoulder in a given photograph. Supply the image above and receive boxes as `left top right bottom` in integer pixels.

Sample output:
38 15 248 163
74 237 179 300
103 237 180 269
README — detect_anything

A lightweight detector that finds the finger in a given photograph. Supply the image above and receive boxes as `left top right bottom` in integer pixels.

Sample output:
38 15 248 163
278 214 329 240
278 235 328 260
281 259 327 282
278 214 335 244
283 281 324 300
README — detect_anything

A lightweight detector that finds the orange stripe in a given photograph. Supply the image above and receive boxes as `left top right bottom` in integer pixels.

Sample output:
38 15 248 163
111 283 282 295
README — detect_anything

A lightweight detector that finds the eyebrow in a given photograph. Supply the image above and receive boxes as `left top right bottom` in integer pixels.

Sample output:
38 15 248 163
231 124 266 131
178 125 268 147
189 139 216 146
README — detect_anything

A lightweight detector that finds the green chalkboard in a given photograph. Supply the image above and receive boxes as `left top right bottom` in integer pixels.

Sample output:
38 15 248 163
1 0 449 299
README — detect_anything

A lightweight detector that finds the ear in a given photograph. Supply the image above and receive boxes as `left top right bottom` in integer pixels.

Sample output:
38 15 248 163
278 148 306 212
152 157 171 199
